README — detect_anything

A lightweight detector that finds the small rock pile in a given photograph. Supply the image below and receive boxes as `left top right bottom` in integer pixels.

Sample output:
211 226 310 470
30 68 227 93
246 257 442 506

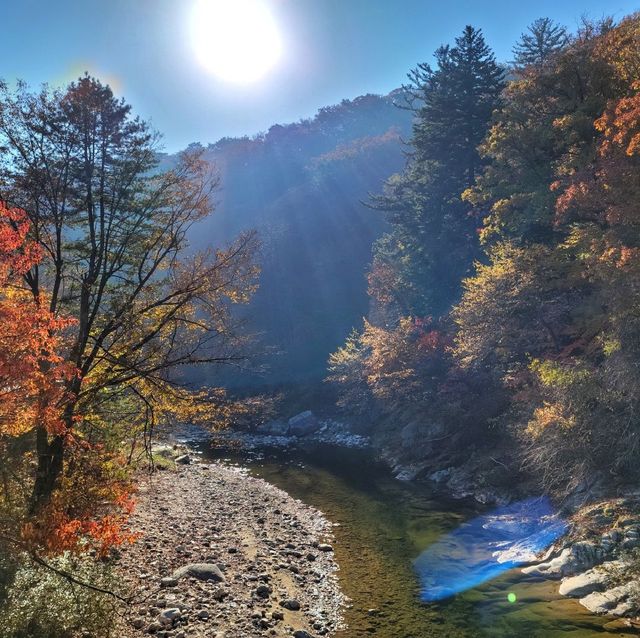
116 461 345 637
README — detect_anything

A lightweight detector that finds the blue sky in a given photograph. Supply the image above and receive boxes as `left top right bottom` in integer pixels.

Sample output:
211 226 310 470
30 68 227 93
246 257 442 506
3 0 638 151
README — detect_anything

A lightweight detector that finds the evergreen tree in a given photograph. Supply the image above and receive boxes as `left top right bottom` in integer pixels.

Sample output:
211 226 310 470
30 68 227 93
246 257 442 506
513 18 568 68
370 26 504 317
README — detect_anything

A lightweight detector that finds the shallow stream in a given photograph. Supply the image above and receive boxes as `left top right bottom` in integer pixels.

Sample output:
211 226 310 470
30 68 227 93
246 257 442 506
199 443 636 638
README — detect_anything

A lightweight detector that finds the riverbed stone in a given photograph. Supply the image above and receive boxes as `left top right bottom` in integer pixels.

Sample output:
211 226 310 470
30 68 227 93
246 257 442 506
523 541 604 578
116 461 343 637
172 562 225 582
288 411 320 436
559 567 611 597
429 467 453 483
280 598 301 610
622 527 640 550
257 420 290 436
159 608 181 624
255 584 271 598
160 577 178 588
579 582 636 615
400 422 421 449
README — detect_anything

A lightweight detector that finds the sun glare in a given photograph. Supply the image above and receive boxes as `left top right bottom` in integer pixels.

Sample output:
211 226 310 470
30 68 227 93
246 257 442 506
191 0 283 84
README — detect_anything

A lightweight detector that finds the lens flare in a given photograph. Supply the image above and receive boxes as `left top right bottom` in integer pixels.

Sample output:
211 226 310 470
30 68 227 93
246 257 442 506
414 497 567 601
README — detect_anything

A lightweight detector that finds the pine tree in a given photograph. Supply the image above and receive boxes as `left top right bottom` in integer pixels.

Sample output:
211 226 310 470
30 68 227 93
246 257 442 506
513 18 568 68
370 26 504 317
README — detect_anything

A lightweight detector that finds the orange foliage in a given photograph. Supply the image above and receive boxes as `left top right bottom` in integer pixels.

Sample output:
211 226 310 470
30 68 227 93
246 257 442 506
0 203 76 438
367 258 399 305
20 440 139 556
556 87 640 237
0 202 137 556
595 86 640 157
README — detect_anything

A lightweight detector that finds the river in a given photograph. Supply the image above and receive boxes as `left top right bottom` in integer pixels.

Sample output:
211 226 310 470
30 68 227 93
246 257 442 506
198 442 636 638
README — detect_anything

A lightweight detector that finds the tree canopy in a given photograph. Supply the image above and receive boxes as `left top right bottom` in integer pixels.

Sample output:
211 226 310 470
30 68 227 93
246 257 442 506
330 13 640 495
0 76 259 556
369 26 504 317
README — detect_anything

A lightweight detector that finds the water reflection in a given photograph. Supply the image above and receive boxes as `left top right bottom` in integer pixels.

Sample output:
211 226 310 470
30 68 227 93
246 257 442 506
415 497 568 601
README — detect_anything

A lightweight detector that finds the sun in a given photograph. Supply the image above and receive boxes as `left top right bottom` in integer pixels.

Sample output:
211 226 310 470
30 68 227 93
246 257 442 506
191 0 283 84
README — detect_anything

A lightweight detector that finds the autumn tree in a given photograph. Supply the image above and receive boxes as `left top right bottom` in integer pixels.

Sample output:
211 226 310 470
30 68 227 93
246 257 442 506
455 14 640 492
0 76 258 540
329 27 506 464
0 203 72 452
0 202 77 560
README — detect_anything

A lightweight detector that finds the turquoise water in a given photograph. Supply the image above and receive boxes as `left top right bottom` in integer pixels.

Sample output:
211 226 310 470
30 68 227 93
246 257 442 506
199 443 636 638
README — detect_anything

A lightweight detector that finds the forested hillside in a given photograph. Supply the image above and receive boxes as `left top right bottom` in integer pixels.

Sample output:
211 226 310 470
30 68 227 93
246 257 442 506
6 4 640 637
174 94 413 385
329 14 640 497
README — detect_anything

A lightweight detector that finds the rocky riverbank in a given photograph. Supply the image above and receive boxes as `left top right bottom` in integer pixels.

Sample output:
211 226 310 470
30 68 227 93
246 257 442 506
116 456 345 638
519 498 640 628
154 412 640 630
172 411 370 452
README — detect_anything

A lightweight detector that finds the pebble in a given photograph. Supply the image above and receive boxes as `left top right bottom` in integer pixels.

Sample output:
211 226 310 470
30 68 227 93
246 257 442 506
160 577 178 588
256 584 271 598
159 608 181 624
116 462 343 637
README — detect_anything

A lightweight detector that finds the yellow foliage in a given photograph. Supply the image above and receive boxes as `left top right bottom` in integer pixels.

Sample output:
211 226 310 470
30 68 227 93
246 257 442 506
529 359 590 388
527 402 576 437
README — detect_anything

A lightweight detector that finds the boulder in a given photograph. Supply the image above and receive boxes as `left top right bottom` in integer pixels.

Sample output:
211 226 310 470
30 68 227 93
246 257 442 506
559 567 611 597
394 463 428 481
579 582 636 615
257 420 290 436
400 422 421 449
522 541 603 578
429 467 454 484
622 527 640 550
174 454 191 465
172 563 225 582
288 411 320 436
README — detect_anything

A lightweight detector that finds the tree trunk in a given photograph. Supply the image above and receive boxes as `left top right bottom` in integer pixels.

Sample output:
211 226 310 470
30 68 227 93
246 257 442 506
30 427 65 512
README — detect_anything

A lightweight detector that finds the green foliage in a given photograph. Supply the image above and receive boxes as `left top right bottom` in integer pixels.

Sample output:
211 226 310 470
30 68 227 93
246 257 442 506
1 553 123 638
370 25 504 317
529 359 591 388
512 18 568 68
